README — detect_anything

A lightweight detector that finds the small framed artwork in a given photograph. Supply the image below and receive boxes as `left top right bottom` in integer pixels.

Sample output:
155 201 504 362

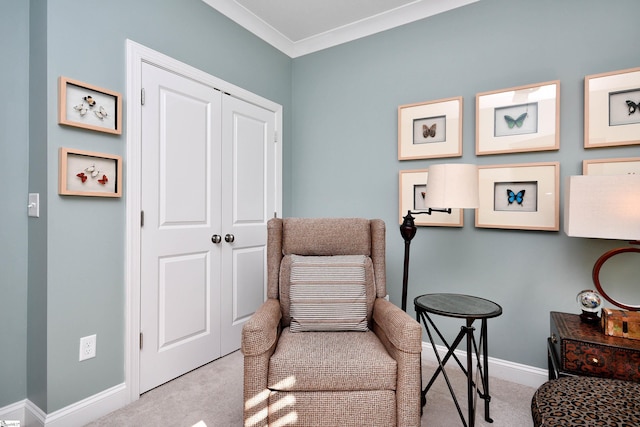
59 147 122 197
585 67 640 148
476 81 560 155
476 162 559 231
58 76 122 135
398 169 463 227
583 157 640 175
398 96 463 160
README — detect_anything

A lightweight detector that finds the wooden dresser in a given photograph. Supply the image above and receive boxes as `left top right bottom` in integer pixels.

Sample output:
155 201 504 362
548 311 640 383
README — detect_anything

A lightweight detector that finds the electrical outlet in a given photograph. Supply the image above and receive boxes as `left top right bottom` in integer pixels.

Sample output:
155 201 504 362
79 334 97 361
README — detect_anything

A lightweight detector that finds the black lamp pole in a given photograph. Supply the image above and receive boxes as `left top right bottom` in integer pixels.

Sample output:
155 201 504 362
400 211 418 312
399 208 450 312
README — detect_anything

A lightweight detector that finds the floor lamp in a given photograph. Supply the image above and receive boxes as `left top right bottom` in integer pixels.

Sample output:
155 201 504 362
400 164 479 311
564 174 640 313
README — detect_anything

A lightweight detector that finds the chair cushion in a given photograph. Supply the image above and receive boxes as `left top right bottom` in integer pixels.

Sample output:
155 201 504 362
268 328 397 392
288 254 370 332
280 255 376 328
531 376 640 426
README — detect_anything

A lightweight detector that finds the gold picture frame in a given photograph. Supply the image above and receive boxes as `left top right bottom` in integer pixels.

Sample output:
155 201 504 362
585 67 640 148
476 81 560 155
58 76 122 135
398 169 463 227
476 162 559 231
398 97 463 160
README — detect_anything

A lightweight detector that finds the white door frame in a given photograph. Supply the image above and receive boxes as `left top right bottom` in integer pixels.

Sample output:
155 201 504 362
125 39 282 402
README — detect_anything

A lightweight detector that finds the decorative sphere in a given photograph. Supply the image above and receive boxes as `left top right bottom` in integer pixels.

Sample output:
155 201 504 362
576 290 602 313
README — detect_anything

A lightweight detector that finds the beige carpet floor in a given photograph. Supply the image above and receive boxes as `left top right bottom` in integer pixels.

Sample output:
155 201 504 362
86 350 537 426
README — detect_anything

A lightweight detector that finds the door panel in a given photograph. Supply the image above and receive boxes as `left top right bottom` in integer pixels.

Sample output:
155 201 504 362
140 62 222 392
220 96 275 355
158 253 209 348
234 248 268 321
233 113 266 220
160 89 210 225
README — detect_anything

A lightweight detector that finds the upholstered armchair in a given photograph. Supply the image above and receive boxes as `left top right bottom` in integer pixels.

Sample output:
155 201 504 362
242 218 422 427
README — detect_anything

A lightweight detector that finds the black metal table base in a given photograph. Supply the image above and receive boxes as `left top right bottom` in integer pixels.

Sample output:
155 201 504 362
417 310 494 427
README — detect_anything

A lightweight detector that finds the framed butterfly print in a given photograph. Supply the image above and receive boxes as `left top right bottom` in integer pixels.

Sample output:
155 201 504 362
399 169 463 227
398 96 463 160
59 147 123 197
475 162 559 231
476 81 560 155
58 76 122 135
583 157 640 175
585 67 640 148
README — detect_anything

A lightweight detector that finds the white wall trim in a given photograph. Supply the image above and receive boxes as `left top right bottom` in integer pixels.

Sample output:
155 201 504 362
24 400 46 427
0 399 26 426
43 384 128 427
422 342 548 389
201 0 479 58
0 383 127 427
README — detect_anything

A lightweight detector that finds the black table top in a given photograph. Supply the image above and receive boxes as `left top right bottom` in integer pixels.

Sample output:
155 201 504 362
414 293 502 319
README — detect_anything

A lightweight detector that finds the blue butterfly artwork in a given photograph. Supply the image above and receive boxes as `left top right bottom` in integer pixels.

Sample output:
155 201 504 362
504 112 528 129
507 189 525 206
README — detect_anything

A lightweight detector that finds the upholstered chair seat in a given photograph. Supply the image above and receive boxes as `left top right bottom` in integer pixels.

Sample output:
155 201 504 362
242 218 422 427
269 329 398 391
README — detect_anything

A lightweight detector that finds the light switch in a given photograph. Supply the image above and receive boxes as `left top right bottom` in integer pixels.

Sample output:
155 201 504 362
28 193 40 217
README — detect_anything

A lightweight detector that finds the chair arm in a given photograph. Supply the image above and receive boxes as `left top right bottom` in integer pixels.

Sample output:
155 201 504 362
241 298 282 357
373 298 422 426
372 298 422 354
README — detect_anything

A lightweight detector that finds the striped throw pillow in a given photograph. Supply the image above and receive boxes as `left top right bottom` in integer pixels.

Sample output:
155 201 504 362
289 254 369 332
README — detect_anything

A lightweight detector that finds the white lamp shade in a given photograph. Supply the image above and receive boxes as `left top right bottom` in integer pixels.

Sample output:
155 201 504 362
564 175 640 240
424 163 479 209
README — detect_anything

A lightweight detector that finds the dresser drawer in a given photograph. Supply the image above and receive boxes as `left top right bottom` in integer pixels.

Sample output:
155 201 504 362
563 340 627 378
550 312 640 383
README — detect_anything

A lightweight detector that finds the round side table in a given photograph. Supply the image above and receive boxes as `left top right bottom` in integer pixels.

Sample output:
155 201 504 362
415 293 502 427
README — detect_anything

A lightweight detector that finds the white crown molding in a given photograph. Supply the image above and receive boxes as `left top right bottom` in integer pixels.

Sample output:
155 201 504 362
202 0 293 55
202 0 478 58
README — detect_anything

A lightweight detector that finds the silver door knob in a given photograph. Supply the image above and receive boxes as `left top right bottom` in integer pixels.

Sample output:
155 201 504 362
225 234 235 243
211 234 222 244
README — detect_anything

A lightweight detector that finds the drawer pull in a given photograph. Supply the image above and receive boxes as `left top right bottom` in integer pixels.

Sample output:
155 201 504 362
586 357 602 367
551 333 558 344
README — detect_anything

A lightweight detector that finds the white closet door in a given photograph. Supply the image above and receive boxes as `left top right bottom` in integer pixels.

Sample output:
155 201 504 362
140 62 222 392
136 53 279 393
220 95 275 355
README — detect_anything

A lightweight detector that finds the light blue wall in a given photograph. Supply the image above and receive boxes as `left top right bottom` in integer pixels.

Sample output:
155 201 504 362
291 0 640 368
1 0 292 413
0 0 30 407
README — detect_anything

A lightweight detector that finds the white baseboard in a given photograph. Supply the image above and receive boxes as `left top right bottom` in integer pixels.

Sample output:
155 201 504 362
24 400 46 427
1 383 130 427
0 399 26 426
422 341 548 389
3 345 546 426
